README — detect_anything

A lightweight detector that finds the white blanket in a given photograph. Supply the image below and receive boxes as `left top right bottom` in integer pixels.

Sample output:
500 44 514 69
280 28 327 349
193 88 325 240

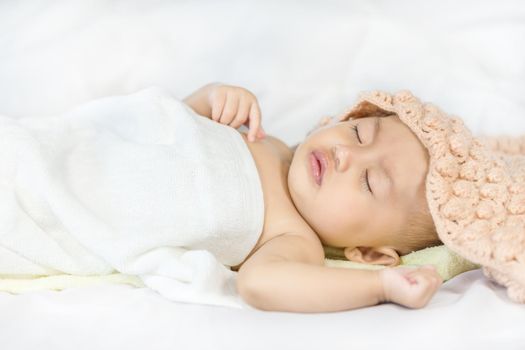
0 87 264 307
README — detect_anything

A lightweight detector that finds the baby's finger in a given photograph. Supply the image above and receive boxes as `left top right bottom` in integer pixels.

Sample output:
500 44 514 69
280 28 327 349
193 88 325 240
219 93 239 125
407 274 438 307
414 270 442 294
247 102 262 142
418 266 443 284
211 90 226 121
256 127 266 139
230 97 251 129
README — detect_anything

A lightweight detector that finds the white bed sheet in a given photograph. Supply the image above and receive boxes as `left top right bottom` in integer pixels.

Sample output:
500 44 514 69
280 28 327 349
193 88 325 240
1 270 524 350
1 0 524 349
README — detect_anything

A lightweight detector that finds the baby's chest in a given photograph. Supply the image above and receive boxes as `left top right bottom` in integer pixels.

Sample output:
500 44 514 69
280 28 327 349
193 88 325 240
240 133 312 254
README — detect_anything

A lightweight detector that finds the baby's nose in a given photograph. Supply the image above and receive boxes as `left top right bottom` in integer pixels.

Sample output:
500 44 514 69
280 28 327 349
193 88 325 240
333 144 351 172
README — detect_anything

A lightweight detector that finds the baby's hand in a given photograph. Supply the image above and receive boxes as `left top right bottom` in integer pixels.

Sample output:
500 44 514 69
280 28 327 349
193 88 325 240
208 84 266 142
378 265 443 309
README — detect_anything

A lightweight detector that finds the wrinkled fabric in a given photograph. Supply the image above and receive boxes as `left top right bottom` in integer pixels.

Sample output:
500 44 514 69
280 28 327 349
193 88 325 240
0 87 264 307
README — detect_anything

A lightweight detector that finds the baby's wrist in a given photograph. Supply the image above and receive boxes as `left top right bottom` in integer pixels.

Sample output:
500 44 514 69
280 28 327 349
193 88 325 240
374 269 387 304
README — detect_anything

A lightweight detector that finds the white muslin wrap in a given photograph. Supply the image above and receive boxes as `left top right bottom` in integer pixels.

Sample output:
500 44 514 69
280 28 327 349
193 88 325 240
0 87 264 307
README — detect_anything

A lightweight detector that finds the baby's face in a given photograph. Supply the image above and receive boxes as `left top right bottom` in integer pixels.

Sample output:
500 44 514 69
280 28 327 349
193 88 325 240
287 114 429 255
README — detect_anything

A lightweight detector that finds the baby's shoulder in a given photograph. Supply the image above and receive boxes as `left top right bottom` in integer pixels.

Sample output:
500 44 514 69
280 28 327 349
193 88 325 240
264 135 294 161
239 131 293 163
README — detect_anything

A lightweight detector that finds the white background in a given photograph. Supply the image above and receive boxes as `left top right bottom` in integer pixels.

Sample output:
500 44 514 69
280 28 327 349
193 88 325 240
1 0 524 143
1 1 524 349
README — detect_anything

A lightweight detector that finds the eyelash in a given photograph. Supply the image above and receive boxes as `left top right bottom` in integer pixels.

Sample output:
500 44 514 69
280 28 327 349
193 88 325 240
351 125 362 143
363 170 372 193
351 125 372 194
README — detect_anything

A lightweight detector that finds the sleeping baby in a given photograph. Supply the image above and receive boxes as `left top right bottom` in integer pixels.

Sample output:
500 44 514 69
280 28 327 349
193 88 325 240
2 83 522 312
184 83 443 312
183 82 525 309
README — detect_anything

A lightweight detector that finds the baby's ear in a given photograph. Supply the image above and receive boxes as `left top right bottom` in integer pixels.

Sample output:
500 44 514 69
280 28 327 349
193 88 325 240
343 246 400 267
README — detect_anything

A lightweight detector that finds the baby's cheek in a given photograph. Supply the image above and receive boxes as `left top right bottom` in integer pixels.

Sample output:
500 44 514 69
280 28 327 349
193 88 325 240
320 203 353 232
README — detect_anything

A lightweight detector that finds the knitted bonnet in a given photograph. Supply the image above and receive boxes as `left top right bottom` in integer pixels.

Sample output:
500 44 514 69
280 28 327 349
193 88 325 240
323 90 525 303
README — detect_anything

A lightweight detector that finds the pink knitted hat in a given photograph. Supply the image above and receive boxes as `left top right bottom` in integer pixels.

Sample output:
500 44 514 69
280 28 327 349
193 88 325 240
327 90 525 303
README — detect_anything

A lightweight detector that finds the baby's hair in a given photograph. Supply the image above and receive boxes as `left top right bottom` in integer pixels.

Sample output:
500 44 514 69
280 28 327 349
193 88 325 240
395 203 442 256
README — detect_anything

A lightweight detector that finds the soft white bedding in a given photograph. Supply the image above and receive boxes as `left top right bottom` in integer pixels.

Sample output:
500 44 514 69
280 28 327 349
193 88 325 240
1 270 524 350
0 0 524 349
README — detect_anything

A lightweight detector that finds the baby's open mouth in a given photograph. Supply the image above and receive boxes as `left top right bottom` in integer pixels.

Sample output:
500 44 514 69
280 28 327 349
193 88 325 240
310 150 326 186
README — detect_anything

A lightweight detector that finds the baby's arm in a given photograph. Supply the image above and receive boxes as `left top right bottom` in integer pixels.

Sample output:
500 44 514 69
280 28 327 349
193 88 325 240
237 232 442 313
183 83 266 142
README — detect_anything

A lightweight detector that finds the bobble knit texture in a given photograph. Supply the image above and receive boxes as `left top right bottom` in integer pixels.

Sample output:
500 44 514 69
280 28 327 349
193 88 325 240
333 90 525 303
